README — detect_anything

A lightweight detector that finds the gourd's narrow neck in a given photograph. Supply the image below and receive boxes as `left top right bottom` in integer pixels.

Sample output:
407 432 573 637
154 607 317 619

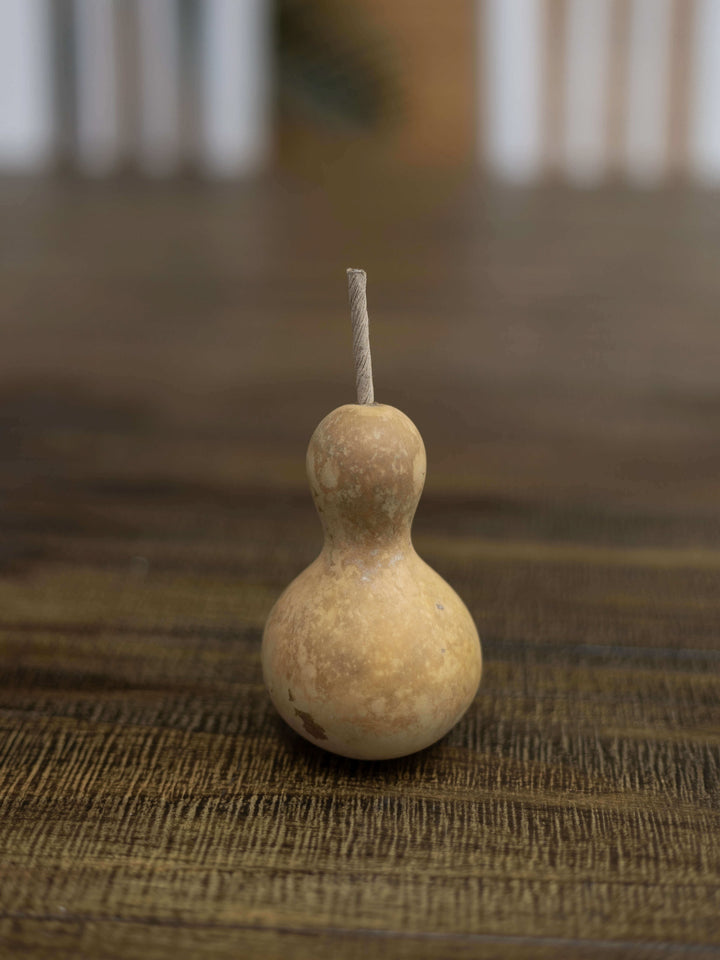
320 522 414 555
319 530 415 574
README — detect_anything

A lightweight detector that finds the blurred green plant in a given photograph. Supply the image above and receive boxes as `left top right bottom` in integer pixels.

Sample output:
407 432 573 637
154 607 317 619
276 0 401 130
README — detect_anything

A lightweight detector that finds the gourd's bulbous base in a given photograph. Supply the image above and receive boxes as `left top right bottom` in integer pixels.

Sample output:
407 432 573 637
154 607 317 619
262 546 482 760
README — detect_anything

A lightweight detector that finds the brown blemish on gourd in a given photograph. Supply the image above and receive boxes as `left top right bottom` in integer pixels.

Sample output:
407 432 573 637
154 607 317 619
294 708 328 740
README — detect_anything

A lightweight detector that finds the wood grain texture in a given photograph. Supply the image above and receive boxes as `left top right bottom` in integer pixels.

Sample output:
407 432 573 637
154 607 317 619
0 175 719 958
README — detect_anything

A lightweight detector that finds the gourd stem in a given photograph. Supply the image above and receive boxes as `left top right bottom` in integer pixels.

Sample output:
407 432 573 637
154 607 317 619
346 268 375 405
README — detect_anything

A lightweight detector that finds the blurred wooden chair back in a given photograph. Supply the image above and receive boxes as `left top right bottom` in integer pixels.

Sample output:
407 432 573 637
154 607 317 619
2 0 720 185
481 0 720 186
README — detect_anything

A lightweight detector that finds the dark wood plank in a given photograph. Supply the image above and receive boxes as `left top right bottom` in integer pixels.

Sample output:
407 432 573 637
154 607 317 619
1 175 719 958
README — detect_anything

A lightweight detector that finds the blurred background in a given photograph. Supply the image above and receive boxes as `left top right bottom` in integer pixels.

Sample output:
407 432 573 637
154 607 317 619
2 0 720 523
3 0 720 184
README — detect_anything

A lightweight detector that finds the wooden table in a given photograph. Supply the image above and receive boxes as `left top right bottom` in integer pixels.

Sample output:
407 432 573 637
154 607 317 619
1 175 719 958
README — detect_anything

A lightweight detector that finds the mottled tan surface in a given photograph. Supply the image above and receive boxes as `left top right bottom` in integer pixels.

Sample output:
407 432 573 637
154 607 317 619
1 176 720 959
263 404 482 759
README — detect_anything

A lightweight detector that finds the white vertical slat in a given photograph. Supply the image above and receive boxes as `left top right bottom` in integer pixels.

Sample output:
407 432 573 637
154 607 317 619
137 0 181 175
563 0 612 186
625 0 673 186
199 0 272 178
73 0 119 175
0 0 52 171
482 0 545 184
689 0 720 184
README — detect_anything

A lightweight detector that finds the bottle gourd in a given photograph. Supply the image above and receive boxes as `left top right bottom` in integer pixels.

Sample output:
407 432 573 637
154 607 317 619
262 270 482 760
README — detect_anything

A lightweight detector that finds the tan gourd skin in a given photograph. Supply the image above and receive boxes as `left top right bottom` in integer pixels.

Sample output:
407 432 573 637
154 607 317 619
262 403 482 760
